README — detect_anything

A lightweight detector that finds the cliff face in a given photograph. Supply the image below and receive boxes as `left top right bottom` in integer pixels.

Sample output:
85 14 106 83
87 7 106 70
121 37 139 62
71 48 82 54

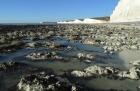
83 18 107 23
110 0 140 22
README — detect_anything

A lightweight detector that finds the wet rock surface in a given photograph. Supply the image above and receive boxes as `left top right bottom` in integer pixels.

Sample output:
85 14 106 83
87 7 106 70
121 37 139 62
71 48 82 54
0 24 140 90
16 74 93 91
25 51 77 62
70 64 140 80
8 74 122 91
0 61 21 71
1 24 140 53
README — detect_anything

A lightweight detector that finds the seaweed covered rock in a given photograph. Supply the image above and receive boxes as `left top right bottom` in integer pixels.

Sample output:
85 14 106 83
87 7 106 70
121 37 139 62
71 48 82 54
117 67 140 79
77 53 96 59
17 74 93 91
83 38 98 45
0 61 21 71
71 65 118 77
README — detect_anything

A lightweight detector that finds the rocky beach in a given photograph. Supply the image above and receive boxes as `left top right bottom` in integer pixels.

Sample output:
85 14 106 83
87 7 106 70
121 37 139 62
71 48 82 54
0 23 140 91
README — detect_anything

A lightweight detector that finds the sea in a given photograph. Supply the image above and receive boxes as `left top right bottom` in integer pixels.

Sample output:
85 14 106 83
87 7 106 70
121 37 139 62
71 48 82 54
0 22 57 25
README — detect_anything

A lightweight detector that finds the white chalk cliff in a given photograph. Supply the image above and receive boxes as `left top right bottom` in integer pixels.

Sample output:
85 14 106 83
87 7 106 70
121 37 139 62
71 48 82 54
83 18 107 23
110 0 140 22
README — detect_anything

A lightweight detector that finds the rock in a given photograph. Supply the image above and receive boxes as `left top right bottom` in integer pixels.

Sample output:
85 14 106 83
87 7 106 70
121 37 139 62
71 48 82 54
85 60 92 63
103 45 122 52
130 45 138 50
0 61 21 71
71 86 76 91
130 60 140 66
110 0 140 22
26 42 35 47
77 53 95 59
71 65 118 77
17 74 93 91
129 67 140 79
84 65 105 75
71 70 92 77
83 38 98 45
25 52 56 60
117 67 140 79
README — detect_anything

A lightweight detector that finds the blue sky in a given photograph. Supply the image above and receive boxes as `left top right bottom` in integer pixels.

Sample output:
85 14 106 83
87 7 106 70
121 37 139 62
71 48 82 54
0 0 118 23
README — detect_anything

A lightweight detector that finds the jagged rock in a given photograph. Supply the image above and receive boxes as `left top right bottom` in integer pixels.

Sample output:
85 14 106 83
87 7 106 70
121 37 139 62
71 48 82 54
117 67 140 79
25 52 54 60
130 45 138 50
130 60 140 66
71 65 118 77
25 52 73 61
77 53 96 59
26 42 35 47
71 65 140 80
84 65 105 75
17 74 93 91
0 61 21 71
103 45 122 53
110 0 140 22
84 60 92 63
71 70 93 77
83 38 98 45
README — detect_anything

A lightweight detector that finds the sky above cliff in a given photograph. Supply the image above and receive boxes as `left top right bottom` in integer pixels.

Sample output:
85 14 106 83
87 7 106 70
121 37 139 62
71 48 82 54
0 0 118 23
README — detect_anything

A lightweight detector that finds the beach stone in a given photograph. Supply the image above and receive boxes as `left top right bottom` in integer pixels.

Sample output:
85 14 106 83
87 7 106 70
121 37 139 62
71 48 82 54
130 45 138 50
71 65 118 77
77 53 95 59
117 67 140 79
17 74 93 91
0 61 21 71
130 60 140 66
83 38 98 45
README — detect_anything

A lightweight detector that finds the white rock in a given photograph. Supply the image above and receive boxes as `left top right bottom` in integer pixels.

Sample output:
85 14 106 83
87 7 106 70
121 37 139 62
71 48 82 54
85 60 92 63
77 53 95 59
84 65 104 75
130 45 138 50
71 70 89 77
130 60 140 66
129 67 140 79
117 67 140 79
71 86 76 91
83 38 97 45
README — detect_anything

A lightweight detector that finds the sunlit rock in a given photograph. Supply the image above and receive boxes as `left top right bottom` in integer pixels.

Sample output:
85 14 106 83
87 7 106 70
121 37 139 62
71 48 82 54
130 60 140 66
17 74 91 91
71 65 118 77
117 67 140 79
83 38 98 45
77 53 96 59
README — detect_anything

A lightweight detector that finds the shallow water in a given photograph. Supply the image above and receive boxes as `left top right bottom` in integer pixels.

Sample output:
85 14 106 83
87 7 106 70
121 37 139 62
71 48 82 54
0 39 140 90
119 46 140 69
74 77 140 90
